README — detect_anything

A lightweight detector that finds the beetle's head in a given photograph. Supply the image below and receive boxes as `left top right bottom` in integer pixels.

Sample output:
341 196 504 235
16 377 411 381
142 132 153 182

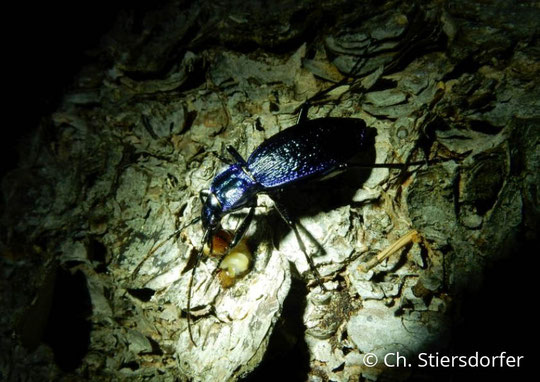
200 190 222 235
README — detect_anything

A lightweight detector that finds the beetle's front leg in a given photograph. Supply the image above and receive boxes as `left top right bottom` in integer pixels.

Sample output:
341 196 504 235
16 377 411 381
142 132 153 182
228 204 255 251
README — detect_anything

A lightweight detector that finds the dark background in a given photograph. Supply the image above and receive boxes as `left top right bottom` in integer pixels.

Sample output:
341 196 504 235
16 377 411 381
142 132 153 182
3 1 127 177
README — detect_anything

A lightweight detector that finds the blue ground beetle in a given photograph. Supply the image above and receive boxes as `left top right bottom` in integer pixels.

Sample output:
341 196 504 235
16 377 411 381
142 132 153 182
137 77 434 345
188 109 433 343
199 117 372 261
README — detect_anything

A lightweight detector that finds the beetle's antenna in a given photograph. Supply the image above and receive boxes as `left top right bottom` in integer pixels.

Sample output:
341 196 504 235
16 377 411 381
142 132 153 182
132 216 201 280
345 157 452 170
187 227 211 346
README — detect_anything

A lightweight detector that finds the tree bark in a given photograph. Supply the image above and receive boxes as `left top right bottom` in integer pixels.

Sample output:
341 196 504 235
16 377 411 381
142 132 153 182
1 1 537 381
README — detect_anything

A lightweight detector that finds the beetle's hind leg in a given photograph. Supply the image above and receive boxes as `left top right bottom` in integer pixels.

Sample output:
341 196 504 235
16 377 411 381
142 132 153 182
209 145 247 165
211 145 248 166
270 193 328 292
295 54 371 125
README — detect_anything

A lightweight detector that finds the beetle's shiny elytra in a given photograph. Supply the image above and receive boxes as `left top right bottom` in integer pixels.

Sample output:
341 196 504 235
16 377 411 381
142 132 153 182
200 117 373 240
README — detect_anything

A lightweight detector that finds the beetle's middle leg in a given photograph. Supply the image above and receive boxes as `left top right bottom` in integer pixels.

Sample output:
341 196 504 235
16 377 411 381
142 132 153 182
270 193 328 292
